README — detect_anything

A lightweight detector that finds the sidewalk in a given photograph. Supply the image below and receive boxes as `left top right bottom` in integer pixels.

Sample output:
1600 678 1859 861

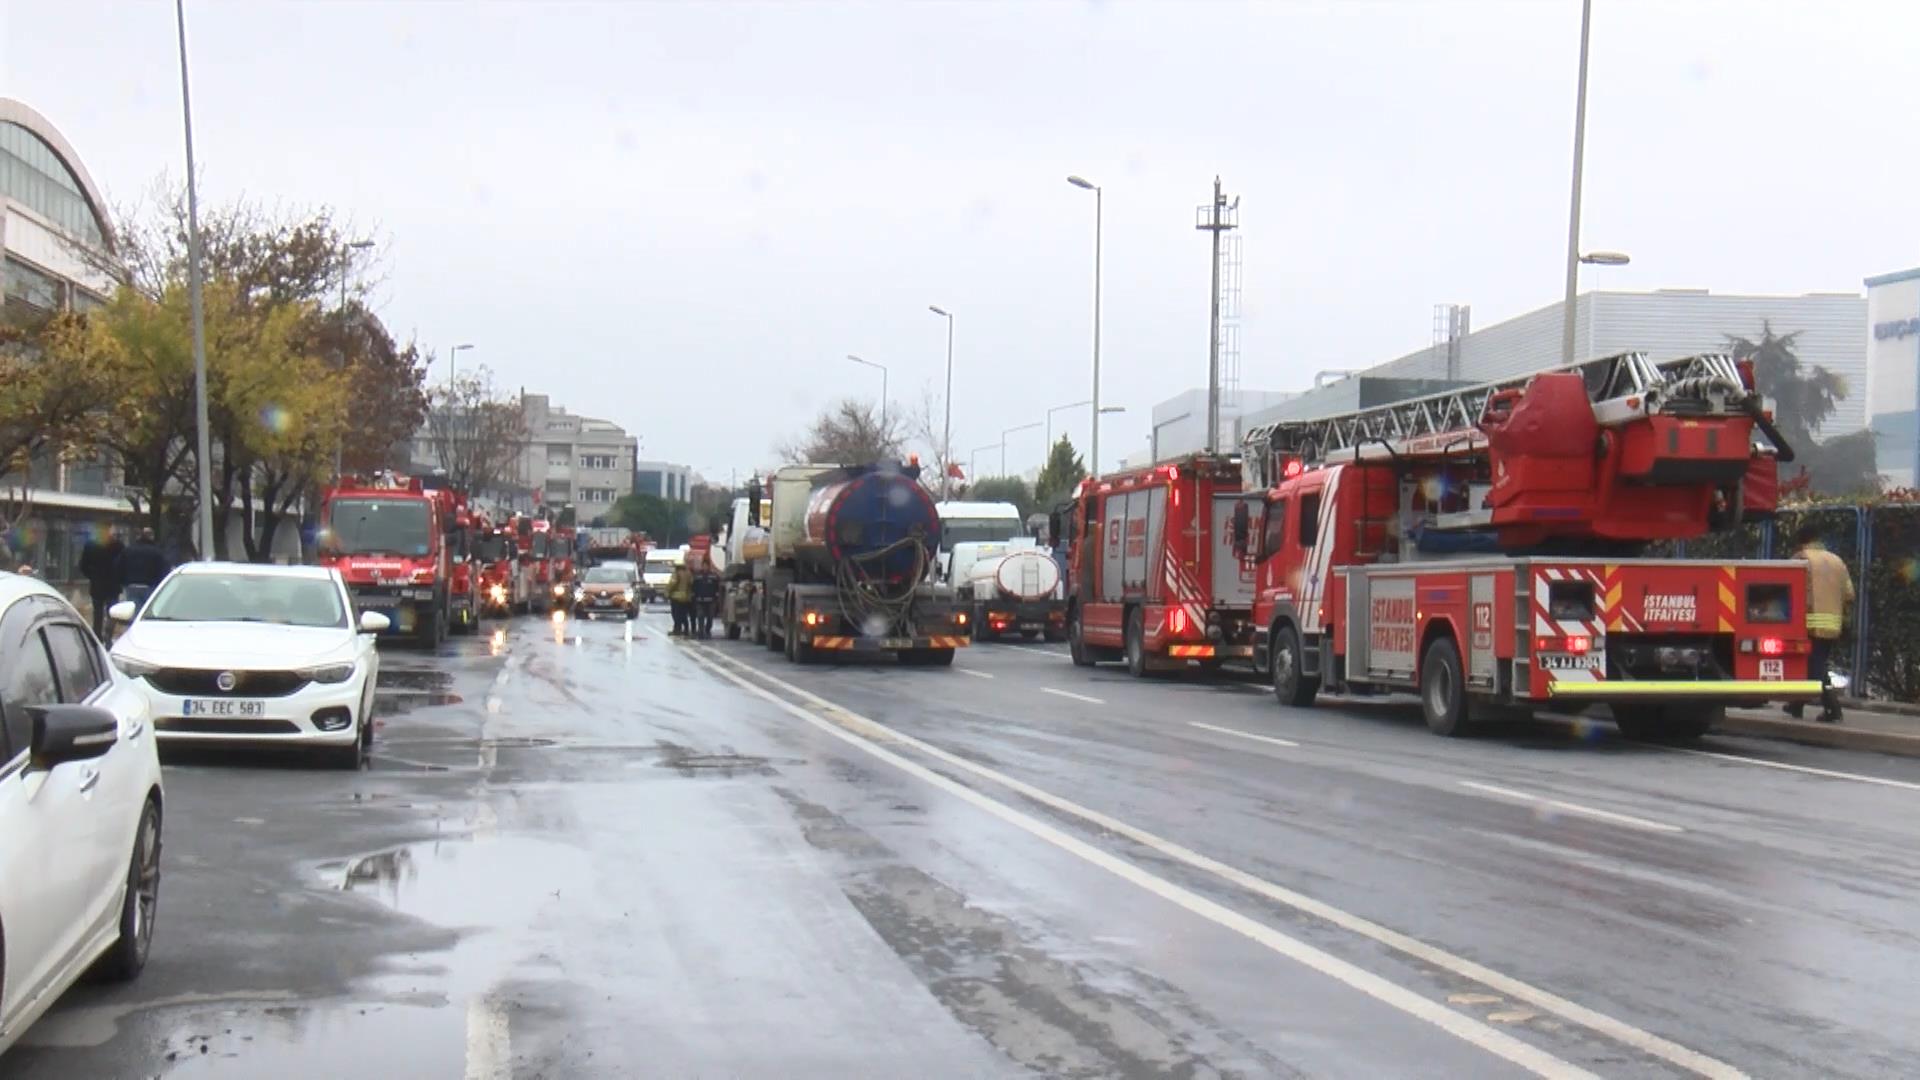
1721 699 1920 757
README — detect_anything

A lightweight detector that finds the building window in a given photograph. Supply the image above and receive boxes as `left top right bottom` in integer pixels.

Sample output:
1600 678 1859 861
5 256 65 318
579 454 617 471
0 122 105 247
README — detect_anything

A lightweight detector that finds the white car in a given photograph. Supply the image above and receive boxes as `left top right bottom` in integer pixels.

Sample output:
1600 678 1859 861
0 572 164 1055
109 564 388 769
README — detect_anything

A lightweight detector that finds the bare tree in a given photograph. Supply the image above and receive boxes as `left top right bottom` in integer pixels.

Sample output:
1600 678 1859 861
777 398 906 465
424 365 529 498
904 382 961 492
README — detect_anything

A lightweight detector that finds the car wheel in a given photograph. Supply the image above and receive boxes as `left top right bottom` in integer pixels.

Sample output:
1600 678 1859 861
1272 623 1319 708
1068 610 1094 667
94 799 161 982
1420 636 1471 737
1124 607 1151 678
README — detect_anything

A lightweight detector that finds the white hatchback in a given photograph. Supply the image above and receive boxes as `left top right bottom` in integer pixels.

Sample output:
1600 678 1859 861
0 572 164 1056
110 564 388 768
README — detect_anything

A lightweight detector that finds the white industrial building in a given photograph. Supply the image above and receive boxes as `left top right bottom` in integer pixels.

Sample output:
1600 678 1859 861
632 460 693 503
1865 267 1920 488
1224 288 1869 449
1147 388 1302 462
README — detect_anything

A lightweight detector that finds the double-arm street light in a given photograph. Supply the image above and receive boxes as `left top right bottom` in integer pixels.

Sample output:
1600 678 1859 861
847 354 888 431
1000 421 1041 476
1067 175 1102 477
929 305 955 495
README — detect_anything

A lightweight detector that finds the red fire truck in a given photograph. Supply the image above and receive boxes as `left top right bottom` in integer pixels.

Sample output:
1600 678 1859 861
318 472 454 647
1060 452 1259 675
471 510 524 618
1239 350 1821 740
419 476 480 635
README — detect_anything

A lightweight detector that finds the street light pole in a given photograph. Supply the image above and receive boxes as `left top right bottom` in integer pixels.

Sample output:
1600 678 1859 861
1560 0 1594 365
174 0 214 560
1000 421 1041 477
847 354 888 433
448 342 474 389
929 306 955 496
1046 399 1092 452
1068 176 1102 477
970 443 998 483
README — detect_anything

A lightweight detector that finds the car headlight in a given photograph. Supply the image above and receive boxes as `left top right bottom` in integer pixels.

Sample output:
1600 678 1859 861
113 655 162 678
297 662 357 684
488 584 507 601
552 583 567 595
622 588 635 600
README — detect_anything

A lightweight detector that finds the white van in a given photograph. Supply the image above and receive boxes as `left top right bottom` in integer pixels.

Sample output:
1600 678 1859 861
640 546 686 602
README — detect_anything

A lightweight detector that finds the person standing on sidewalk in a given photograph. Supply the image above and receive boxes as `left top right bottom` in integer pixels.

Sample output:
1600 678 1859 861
79 526 126 639
1789 524 1855 724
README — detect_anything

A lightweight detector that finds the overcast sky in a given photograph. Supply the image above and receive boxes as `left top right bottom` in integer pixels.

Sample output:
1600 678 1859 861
4 0 1916 480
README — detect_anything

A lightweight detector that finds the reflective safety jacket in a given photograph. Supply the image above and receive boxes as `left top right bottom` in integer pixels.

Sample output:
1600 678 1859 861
1798 542 1855 639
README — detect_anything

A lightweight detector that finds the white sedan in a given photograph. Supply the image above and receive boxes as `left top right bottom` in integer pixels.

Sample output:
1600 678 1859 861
0 571 164 1055
110 564 388 769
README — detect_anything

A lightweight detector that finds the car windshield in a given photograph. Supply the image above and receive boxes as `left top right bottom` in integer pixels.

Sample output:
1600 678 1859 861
583 567 632 584
644 559 676 577
474 534 512 562
942 518 1023 547
327 498 432 556
143 574 347 628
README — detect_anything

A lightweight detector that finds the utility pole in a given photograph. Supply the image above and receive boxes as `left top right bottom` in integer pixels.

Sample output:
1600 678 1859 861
1561 0 1594 365
1196 177 1238 454
175 0 213 560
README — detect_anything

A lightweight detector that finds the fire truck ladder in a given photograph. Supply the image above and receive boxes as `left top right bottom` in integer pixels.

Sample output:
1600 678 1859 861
1241 351 1785 489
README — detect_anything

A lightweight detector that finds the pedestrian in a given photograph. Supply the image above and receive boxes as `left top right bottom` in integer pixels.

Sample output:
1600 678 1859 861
119 527 173 613
79 525 126 639
691 567 720 639
666 562 695 636
1788 524 1855 724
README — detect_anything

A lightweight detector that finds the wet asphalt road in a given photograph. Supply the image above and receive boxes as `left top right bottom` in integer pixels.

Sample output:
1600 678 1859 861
8 608 1920 1078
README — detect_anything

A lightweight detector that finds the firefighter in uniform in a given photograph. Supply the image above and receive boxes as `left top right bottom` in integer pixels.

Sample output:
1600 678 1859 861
1788 524 1854 724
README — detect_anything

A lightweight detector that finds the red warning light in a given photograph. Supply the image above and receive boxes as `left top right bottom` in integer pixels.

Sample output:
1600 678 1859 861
1282 458 1305 479
1758 637 1785 656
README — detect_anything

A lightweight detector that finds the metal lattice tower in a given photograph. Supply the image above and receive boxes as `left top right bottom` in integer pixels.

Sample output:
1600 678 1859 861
1431 303 1471 381
1196 177 1239 452
1219 233 1243 407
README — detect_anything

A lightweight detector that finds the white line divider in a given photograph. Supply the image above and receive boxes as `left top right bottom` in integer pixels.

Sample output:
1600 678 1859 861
956 668 995 680
1189 721 1301 749
1667 746 1920 793
1457 780 1685 834
1040 687 1103 704
687 643 1745 1080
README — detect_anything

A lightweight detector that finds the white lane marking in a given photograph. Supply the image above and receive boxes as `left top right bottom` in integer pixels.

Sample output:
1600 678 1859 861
694 644 1743 1080
1040 687 1103 704
1668 746 1920 793
1189 721 1301 749
957 668 995 680
1458 781 1685 835
464 995 510 1080
682 646 1593 1079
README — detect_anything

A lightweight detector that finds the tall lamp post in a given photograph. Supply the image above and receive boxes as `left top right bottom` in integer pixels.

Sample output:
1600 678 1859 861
847 354 888 431
448 342 474 388
1560 0 1595 365
1000 421 1040 477
332 239 375 479
175 0 214 559
928 305 955 495
1067 175 1102 476
1046 399 1091 451
969 443 998 483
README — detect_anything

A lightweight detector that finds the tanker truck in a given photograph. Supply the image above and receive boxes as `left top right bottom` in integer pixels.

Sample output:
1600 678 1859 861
719 461 971 665
960 545 1067 642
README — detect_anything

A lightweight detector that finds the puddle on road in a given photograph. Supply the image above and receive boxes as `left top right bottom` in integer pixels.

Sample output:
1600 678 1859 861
152 1000 470 1079
373 666 464 715
322 834 597 929
655 741 773 777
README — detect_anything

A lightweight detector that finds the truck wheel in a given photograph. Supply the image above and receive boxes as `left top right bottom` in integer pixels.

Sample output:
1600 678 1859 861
1420 636 1470 737
1069 611 1094 667
909 648 955 667
1020 629 1040 642
1665 703 1720 740
1615 703 1717 742
784 602 815 664
1124 607 1152 678
1272 624 1319 708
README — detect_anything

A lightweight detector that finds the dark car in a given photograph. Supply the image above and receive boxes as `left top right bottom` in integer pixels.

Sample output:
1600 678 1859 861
571 566 639 619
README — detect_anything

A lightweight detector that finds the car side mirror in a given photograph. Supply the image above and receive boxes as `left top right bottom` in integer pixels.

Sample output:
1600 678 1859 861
359 611 392 634
28 704 119 770
108 600 138 623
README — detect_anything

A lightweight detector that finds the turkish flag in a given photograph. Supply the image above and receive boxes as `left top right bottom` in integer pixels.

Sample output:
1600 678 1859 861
946 462 965 479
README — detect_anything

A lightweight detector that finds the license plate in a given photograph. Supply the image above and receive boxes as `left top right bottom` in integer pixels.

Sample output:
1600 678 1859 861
878 638 916 649
1539 652 1602 671
1760 659 1784 681
184 699 267 718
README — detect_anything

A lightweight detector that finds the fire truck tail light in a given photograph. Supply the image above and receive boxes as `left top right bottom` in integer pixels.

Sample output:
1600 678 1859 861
1167 465 1180 482
1169 608 1188 634
1758 637 1784 656
1740 636 1806 655
1565 635 1591 654
1535 634 1593 654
